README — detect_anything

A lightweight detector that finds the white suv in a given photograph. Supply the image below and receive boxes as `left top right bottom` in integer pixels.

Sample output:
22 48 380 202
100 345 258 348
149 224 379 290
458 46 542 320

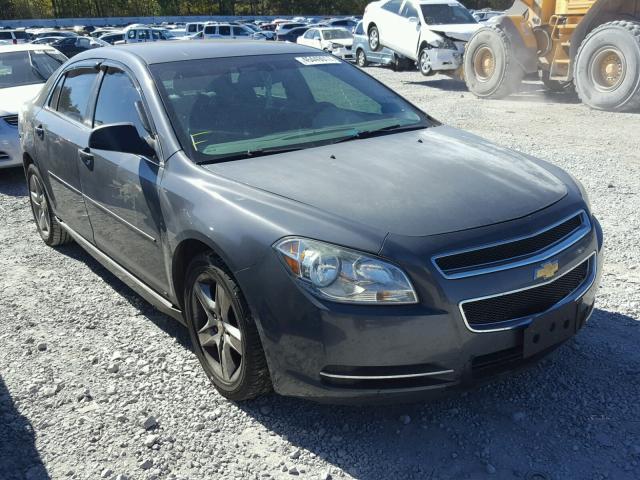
363 0 479 76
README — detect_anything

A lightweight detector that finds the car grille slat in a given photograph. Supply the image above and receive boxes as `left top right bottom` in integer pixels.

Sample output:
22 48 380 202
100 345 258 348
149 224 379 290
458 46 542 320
462 258 590 327
436 214 584 275
3 115 19 127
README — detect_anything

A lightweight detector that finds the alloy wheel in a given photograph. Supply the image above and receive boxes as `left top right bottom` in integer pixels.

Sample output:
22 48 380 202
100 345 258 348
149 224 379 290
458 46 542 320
192 273 244 385
357 50 366 67
29 174 50 236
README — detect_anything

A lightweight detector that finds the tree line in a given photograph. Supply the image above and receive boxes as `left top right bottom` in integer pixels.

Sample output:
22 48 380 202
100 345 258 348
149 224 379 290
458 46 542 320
1 0 513 21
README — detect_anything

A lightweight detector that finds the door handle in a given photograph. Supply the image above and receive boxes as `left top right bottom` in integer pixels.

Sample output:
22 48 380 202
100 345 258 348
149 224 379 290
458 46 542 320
78 148 94 168
35 125 44 139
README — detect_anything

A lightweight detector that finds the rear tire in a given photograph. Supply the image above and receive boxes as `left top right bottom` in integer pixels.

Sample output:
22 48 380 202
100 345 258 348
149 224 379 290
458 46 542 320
26 164 71 247
368 24 381 52
184 253 272 401
464 25 524 98
356 48 368 67
574 21 640 112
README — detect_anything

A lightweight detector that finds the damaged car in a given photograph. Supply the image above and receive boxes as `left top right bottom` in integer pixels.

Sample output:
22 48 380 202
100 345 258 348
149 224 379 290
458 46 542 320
363 0 480 76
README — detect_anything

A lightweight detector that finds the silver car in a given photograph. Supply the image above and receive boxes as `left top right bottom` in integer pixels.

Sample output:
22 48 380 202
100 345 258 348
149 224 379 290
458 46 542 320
352 21 411 69
0 44 66 169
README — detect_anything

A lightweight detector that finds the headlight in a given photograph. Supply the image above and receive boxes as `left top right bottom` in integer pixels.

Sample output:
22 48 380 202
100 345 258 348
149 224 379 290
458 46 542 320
430 37 456 50
274 237 418 304
330 42 343 49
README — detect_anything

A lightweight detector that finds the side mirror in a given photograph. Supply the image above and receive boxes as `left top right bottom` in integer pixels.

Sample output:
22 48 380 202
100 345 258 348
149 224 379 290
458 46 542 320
89 123 155 157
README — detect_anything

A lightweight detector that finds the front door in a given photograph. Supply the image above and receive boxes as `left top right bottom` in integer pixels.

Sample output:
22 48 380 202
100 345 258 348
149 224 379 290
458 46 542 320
396 0 422 59
78 65 169 294
35 65 99 242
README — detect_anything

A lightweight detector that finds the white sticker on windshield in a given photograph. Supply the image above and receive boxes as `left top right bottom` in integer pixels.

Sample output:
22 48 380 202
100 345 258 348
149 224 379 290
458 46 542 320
295 55 341 66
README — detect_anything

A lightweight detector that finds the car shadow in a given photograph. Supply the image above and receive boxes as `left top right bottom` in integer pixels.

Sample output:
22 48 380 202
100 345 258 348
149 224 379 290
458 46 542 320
236 307 640 479
0 376 50 480
0 167 27 197
53 241 192 351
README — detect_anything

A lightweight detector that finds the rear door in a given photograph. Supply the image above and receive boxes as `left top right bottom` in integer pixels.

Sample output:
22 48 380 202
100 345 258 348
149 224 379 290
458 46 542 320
34 64 99 241
78 64 169 293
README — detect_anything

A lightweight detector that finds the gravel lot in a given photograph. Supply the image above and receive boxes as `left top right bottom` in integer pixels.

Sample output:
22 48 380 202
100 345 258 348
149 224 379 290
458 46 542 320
1 68 639 480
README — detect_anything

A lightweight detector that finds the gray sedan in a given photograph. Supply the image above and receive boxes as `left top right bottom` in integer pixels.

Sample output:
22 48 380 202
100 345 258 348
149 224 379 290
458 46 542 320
20 41 602 403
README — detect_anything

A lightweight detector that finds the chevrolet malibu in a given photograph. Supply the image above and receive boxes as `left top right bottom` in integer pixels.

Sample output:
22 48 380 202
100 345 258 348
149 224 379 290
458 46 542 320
20 41 602 402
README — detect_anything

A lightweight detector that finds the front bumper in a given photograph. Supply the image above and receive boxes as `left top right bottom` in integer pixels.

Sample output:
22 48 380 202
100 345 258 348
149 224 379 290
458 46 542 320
428 47 463 71
331 47 355 61
0 118 22 169
237 212 603 403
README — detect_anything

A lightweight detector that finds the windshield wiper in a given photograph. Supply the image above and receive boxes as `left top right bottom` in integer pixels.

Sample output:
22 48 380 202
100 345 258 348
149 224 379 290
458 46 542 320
333 124 427 144
197 145 304 164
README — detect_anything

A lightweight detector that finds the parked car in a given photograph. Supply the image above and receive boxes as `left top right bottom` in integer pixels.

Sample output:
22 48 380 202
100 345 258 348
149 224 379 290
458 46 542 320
99 32 125 45
30 30 77 39
323 18 359 30
276 26 310 43
0 30 29 45
185 22 206 35
118 26 173 44
0 44 66 169
297 28 354 60
20 41 602 402
52 36 108 57
352 21 411 69
274 22 308 35
363 0 480 76
31 36 65 46
198 23 261 40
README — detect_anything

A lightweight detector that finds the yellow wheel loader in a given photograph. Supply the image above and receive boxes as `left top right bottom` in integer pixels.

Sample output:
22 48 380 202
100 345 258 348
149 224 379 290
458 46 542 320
463 0 640 111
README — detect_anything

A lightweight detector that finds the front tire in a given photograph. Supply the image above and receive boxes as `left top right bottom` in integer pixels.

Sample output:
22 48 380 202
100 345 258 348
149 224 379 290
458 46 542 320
26 164 71 247
574 21 640 112
184 253 271 401
418 48 435 76
464 26 524 98
368 25 381 52
356 48 368 67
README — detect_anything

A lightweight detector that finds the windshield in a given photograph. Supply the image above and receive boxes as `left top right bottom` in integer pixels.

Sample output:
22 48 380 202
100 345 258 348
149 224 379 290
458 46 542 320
323 29 352 40
151 54 429 163
420 4 477 25
0 50 66 88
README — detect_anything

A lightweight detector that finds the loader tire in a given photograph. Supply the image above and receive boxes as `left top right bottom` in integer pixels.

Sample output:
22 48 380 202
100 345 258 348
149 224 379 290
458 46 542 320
464 25 524 99
574 21 640 112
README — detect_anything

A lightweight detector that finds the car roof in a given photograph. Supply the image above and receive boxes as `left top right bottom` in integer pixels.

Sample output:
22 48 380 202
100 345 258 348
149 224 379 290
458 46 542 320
73 40 315 65
0 44 58 54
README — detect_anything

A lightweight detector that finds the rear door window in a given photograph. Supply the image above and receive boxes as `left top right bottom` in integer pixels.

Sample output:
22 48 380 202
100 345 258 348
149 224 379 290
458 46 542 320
56 68 99 123
218 26 231 37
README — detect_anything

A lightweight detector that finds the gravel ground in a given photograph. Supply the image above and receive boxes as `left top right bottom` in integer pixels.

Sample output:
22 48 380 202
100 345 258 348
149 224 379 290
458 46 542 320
1 68 639 480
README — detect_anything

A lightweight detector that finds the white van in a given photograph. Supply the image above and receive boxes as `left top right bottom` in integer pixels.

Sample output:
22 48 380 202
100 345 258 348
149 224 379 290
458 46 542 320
200 23 256 39
185 22 206 35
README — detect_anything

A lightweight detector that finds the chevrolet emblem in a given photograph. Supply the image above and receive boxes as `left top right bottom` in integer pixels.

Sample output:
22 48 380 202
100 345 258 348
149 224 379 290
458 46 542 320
535 261 559 280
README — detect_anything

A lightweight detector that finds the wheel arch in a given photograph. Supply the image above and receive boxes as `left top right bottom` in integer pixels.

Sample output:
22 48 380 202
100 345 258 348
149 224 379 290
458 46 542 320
171 235 228 310
22 151 35 175
569 0 640 79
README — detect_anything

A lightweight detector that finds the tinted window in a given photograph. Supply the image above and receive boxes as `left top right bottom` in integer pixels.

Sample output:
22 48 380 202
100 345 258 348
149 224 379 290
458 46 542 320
152 30 160 40
420 4 477 25
303 30 315 39
383 0 403 13
0 32 11 40
187 24 197 33
401 1 419 18
150 54 427 163
128 30 136 39
204 25 215 34
14 31 28 39
0 50 66 88
219 26 231 36
233 27 249 37
56 69 98 122
94 68 146 136
139 30 149 40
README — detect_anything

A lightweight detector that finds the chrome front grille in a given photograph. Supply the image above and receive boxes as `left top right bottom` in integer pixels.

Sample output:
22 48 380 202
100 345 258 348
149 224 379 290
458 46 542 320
433 211 590 279
3 115 18 127
460 254 595 332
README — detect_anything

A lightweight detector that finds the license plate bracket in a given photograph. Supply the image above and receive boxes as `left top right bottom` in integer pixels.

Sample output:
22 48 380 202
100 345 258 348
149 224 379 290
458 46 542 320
523 302 578 358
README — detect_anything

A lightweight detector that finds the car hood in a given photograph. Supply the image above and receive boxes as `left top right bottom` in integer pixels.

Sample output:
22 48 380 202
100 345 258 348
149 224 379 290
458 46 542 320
0 83 44 116
204 126 567 237
428 23 480 42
